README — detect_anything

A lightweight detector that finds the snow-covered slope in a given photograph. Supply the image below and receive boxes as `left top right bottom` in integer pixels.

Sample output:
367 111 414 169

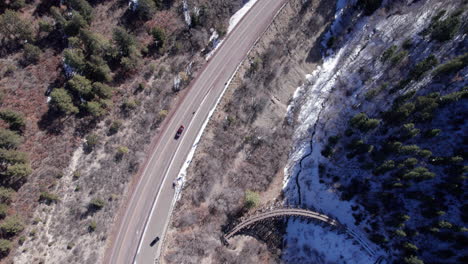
282 0 466 263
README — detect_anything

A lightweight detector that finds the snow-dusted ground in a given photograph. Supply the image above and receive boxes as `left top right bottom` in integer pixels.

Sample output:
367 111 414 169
283 219 374 264
282 0 463 263
227 0 259 33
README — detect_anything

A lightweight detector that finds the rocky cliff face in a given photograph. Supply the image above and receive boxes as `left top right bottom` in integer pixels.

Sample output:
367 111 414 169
284 0 467 263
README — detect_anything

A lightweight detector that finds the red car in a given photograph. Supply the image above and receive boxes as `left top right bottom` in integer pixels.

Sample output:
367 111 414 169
175 125 184 139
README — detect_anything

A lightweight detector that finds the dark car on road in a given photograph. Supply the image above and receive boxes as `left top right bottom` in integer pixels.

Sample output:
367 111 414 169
174 125 184 139
150 236 160 247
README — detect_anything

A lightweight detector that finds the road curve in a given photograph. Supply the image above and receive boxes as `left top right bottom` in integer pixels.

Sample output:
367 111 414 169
105 1 288 263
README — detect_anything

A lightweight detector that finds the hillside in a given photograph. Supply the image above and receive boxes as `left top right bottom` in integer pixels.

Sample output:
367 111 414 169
283 0 467 263
164 0 467 264
0 0 466 263
0 0 244 262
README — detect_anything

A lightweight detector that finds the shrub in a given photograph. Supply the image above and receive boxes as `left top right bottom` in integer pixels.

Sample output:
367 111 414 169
394 229 407 237
0 129 22 149
381 45 397 62
390 50 408 66
402 123 420 139
321 145 333 158
73 170 81 180
98 98 113 110
38 20 53 33
424 129 441 138
64 12 88 36
49 88 79 115
92 82 113 99
0 204 7 219
134 0 157 21
89 198 105 210
0 110 26 132
150 26 167 53
434 53 468 76
64 48 86 74
244 190 260 209
0 188 14 204
418 149 432 159
0 239 11 257
365 83 388 100
8 0 26 10
402 38 413 50
113 27 137 58
67 242 75 250
328 135 340 146
123 99 138 110
440 89 468 105
39 192 60 205
86 55 112 82
409 55 438 80
374 160 395 175
22 44 41 65
402 167 435 180
88 220 97 232
84 101 106 118
347 139 373 155
349 113 380 132
80 29 110 56
403 242 419 252
117 146 129 155
450 156 463 164
0 215 24 237
6 163 32 182
155 109 167 119
0 10 33 48
403 158 418 168
438 220 453 229
120 55 140 74
399 145 420 155
85 133 99 151
116 146 129 160
67 0 93 22
382 141 403 154
404 256 423 264
109 120 122 135
357 0 382 15
431 15 461 42
66 74 93 99
369 234 387 244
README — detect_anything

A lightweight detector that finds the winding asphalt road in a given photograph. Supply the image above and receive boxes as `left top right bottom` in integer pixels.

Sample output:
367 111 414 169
105 0 287 263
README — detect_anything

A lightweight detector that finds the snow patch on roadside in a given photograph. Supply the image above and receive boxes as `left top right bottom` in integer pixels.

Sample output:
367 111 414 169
205 0 258 60
227 0 259 34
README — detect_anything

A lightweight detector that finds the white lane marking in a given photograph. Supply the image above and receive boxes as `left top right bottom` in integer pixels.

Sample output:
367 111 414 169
133 0 278 262
134 84 214 262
